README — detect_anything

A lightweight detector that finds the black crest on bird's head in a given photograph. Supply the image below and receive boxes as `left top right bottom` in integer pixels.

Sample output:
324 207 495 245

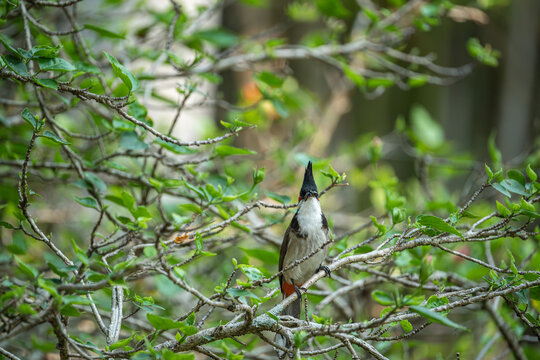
299 161 318 200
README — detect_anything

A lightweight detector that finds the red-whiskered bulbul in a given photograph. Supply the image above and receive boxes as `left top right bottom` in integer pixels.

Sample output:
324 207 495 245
275 161 331 357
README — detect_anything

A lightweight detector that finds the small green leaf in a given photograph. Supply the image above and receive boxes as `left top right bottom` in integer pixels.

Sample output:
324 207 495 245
485 164 494 181
31 45 61 58
526 164 537 182
370 216 386 235
214 145 256 157
4 54 29 76
467 38 500 67
506 249 518 276
507 170 526 186
71 239 89 266
410 306 468 331
34 78 58 90
143 246 157 258
120 131 148 150
73 196 99 210
342 63 365 88
84 24 126 39
103 51 139 92
492 182 511 197
41 131 71 145
161 349 195 360
253 167 265 185
400 319 413 332
109 333 136 350
178 203 203 214
37 57 76 72
146 313 184 330
408 75 428 88
195 233 203 251
416 215 463 239
265 191 290 204
367 77 394 88
371 290 394 306
256 71 284 88
15 256 38 279
193 28 238 47
22 108 38 130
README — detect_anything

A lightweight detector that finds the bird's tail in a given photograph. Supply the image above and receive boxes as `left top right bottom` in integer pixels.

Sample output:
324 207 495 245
275 295 301 359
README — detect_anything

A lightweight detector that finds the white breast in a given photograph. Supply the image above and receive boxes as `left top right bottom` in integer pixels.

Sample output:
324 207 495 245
283 197 329 284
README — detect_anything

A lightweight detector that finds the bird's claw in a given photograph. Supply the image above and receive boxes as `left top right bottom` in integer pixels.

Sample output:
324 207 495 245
317 265 331 278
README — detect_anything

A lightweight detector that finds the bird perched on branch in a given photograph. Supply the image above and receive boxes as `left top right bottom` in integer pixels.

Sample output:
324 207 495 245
275 161 331 358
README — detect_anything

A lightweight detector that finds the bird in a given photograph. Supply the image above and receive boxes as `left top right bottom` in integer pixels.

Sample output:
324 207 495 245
275 161 331 358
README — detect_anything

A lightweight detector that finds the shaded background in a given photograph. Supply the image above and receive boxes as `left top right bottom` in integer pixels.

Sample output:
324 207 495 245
219 0 539 161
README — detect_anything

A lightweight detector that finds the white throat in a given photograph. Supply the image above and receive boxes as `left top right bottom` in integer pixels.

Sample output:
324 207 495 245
296 197 322 231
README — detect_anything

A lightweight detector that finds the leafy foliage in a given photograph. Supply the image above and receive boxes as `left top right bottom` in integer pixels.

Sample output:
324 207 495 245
0 1 539 360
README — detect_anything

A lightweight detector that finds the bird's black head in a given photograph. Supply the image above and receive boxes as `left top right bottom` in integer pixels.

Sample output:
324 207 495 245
299 161 318 201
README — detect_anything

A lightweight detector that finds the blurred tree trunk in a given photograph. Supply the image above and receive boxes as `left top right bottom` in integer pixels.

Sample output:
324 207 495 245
497 0 540 161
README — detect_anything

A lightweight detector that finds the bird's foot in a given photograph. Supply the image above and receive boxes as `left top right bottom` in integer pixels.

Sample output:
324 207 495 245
292 282 305 299
317 265 331 278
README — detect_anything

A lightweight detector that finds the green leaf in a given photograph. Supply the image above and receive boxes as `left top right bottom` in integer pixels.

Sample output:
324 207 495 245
155 138 197 154
264 191 290 204
195 233 203 251
408 75 428 88
0 221 15 230
214 145 256 157
530 286 540 301
256 71 284 88
120 131 148 150
22 108 38 130
186 312 195 326
4 54 29 76
161 349 195 360
316 0 351 18
84 24 126 39
501 179 527 196
226 288 260 302
410 105 444 149
103 51 139 92
146 313 184 330
485 164 494 181
74 196 99 210
178 203 203 214
193 28 238 47
41 131 71 145
109 333 136 350
507 170 526 186
416 214 463 239
143 246 157 258
370 216 386 235
31 45 61 59
37 57 76 72
492 182 511 197
467 38 500 67
367 77 394 88
72 239 89 266
371 290 394 306
526 164 537 182
34 78 58 90
15 256 38 279
239 265 264 282
506 249 518 276
60 304 81 316
400 319 413 333
18 303 37 315
253 167 265 185
410 305 468 331
342 64 365 88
